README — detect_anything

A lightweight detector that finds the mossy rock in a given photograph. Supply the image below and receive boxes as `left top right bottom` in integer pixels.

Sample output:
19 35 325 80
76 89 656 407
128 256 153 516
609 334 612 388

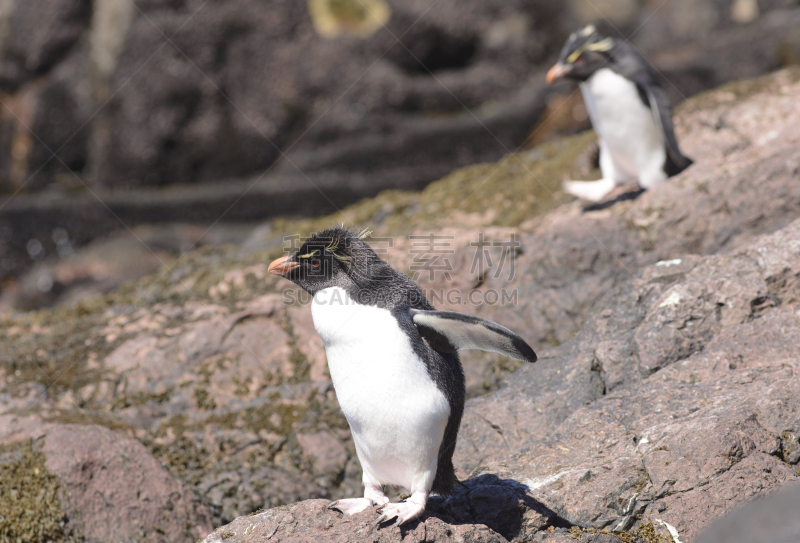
0 440 78 543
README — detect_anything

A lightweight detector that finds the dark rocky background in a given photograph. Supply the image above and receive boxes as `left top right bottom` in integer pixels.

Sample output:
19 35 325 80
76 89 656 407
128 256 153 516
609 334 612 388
1 1 800 542
1 0 800 302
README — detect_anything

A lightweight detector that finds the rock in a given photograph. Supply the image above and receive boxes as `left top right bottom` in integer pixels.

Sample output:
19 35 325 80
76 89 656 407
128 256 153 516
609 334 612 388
453 219 800 540
201 475 561 543
0 0 93 194
296 430 349 479
0 0 91 92
92 0 559 188
201 499 509 543
0 420 213 542
694 483 800 543
24 43 94 190
5 222 253 311
2 69 800 541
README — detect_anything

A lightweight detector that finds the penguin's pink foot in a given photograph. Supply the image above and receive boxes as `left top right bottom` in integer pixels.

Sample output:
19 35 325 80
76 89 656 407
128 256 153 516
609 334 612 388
328 498 374 516
364 484 389 507
375 499 426 526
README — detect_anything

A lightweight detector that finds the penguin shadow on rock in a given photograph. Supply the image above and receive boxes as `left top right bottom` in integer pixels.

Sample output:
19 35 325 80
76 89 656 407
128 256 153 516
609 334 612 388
269 226 539 527
425 474 570 538
547 25 693 205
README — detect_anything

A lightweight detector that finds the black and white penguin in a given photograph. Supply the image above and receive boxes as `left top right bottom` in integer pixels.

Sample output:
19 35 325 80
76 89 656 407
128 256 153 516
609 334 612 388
268 226 537 525
546 25 693 202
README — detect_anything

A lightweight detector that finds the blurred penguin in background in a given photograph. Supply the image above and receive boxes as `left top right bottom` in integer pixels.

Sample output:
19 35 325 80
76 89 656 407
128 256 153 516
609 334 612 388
547 26 693 202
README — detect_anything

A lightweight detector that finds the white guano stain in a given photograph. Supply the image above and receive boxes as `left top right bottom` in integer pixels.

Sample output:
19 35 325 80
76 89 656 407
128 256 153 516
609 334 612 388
655 519 684 543
524 468 584 491
659 290 683 308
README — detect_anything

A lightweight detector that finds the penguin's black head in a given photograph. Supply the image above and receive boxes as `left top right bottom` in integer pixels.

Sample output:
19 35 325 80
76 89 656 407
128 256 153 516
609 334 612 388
269 225 391 296
546 25 615 84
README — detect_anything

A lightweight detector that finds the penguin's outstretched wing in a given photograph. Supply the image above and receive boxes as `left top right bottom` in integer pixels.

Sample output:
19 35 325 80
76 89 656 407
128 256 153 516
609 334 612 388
410 309 537 363
640 83 693 176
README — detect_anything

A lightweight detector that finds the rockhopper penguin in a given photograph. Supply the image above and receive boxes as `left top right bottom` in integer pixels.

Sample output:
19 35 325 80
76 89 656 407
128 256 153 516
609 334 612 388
547 25 693 202
268 226 537 525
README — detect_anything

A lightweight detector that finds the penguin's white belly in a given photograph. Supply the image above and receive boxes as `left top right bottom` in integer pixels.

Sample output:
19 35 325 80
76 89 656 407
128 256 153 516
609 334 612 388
311 287 450 490
581 68 666 185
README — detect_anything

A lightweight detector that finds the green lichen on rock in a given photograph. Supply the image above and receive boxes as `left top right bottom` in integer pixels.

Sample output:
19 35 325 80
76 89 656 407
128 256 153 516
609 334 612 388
0 440 78 543
407 131 596 228
272 130 597 242
146 431 210 484
566 521 673 543
146 386 349 487
0 299 114 399
193 386 218 411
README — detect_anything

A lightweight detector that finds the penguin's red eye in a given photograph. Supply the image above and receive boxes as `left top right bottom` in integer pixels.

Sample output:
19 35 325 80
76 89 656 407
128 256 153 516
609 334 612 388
312 261 320 268
575 57 584 64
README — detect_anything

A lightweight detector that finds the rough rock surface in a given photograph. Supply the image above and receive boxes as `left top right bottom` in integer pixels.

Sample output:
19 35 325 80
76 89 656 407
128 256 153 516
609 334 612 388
1 69 800 541
0 417 213 542
457 220 800 541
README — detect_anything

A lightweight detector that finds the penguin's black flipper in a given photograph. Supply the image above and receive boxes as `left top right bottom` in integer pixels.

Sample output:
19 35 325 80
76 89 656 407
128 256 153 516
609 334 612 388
410 309 537 363
608 41 693 176
641 84 693 175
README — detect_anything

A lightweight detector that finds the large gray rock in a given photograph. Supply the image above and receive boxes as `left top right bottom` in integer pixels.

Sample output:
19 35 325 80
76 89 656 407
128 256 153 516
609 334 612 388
694 484 800 543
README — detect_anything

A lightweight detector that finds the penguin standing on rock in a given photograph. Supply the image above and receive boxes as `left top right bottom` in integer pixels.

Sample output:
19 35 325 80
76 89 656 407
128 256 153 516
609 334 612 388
268 226 537 526
546 25 693 202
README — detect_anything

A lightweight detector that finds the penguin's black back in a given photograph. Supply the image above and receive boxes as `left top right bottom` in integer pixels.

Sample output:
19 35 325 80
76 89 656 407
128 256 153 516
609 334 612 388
393 307 465 494
607 41 694 176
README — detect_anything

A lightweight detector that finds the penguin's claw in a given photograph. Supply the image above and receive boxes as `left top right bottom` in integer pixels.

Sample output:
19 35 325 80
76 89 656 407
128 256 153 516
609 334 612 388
328 497 374 516
374 501 425 526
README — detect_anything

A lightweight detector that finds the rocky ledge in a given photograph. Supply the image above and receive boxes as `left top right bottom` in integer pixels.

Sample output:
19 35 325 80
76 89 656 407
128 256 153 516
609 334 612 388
1 69 799 542
203 214 800 543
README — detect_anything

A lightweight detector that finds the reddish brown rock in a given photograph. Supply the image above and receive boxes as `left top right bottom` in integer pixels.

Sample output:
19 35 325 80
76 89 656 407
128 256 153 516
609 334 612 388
454 219 800 540
44 424 213 543
202 499 508 543
200 475 565 543
0 419 213 542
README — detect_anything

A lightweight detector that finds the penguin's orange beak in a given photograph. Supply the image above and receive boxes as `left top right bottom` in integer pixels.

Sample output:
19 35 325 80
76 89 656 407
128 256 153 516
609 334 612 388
546 63 572 84
268 255 300 276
